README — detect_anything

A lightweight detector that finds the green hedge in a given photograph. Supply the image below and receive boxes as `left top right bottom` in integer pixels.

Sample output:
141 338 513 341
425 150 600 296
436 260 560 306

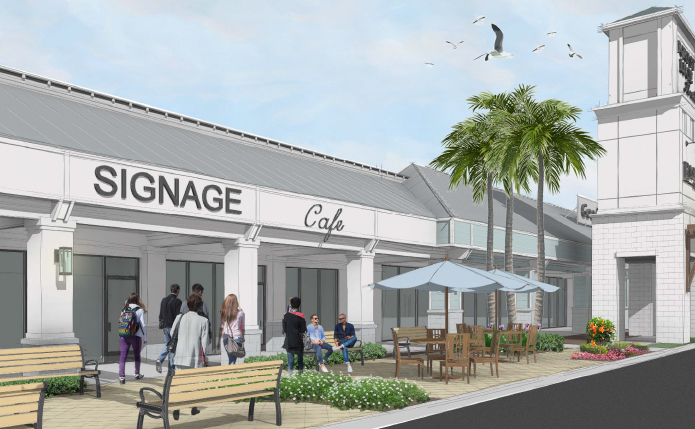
245 343 387 370
0 376 86 398
607 341 631 351
631 343 650 351
482 332 564 352
579 343 607 354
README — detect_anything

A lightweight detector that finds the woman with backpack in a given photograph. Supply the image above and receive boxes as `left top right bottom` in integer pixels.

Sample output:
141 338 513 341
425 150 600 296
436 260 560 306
216 294 245 365
118 293 147 385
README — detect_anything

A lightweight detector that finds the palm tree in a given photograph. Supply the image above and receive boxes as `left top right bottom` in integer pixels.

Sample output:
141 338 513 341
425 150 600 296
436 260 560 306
430 115 498 323
468 86 535 324
492 90 605 325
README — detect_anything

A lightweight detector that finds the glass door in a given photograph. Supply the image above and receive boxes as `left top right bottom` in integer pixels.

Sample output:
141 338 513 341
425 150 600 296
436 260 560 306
105 277 137 360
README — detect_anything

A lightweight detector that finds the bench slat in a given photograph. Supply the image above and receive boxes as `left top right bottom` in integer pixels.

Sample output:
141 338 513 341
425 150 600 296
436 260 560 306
168 390 275 410
0 361 83 375
0 392 41 407
0 402 38 417
168 381 276 405
0 351 82 362
0 371 97 384
169 374 278 393
0 411 38 427
0 382 45 394
0 357 83 368
0 345 80 356
173 360 282 377
170 368 279 387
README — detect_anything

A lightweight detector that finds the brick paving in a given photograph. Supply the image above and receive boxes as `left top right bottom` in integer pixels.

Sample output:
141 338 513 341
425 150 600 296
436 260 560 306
26 350 600 429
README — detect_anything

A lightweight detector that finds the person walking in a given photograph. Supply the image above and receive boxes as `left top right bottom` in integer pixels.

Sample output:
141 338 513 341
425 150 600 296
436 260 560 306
307 314 333 372
155 284 182 373
334 313 357 373
282 297 307 374
118 293 147 384
179 284 209 317
171 294 210 369
217 294 245 365
169 294 209 420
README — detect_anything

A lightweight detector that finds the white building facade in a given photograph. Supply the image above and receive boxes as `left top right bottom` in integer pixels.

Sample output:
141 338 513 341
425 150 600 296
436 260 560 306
594 6 695 343
0 63 591 362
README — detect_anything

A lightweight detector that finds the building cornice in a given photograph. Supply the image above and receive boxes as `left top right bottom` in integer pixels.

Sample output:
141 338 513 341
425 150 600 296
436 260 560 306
592 93 683 118
601 7 684 34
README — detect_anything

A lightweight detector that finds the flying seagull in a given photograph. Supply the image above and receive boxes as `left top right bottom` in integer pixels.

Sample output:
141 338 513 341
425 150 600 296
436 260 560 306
547 31 557 36
474 24 514 61
473 16 485 25
446 41 464 49
533 44 545 52
568 44 583 59
424 62 434 68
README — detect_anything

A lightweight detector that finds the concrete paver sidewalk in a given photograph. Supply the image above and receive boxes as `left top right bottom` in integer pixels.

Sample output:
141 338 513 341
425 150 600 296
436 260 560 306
30 350 600 429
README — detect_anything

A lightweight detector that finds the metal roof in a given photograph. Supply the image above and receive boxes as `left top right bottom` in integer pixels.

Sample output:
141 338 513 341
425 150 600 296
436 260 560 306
402 164 592 244
612 6 674 23
0 74 433 217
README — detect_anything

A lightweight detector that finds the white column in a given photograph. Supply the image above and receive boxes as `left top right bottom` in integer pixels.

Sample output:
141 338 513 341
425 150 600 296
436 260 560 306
223 239 260 360
140 246 167 358
22 218 79 345
346 252 376 344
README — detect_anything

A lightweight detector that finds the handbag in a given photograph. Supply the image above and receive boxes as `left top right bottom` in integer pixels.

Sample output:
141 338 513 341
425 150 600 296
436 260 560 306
167 315 182 353
226 338 246 358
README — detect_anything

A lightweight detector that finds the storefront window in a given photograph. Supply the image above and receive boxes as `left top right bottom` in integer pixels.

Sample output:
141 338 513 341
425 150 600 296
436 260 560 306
380 266 429 340
0 250 25 349
285 268 338 325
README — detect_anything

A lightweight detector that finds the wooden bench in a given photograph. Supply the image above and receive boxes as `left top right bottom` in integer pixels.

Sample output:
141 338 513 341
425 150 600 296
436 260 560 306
0 345 100 398
392 326 427 358
304 331 364 371
0 382 46 428
136 360 283 428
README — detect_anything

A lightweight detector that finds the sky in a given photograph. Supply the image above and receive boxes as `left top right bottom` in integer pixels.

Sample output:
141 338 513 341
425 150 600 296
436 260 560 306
0 0 682 209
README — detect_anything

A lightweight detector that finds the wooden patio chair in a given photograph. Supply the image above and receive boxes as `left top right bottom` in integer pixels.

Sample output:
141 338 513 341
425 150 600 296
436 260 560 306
500 324 523 362
426 328 446 374
509 325 539 364
439 333 473 384
456 323 468 334
470 330 501 378
468 325 486 357
391 331 424 379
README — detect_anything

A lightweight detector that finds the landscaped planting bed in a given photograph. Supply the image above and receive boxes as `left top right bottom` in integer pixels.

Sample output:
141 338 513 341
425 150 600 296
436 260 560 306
239 370 430 411
245 343 387 370
0 376 86 398
571 343 650 361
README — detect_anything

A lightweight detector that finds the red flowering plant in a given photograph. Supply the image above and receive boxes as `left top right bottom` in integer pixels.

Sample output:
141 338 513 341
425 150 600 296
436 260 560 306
586 317 616 348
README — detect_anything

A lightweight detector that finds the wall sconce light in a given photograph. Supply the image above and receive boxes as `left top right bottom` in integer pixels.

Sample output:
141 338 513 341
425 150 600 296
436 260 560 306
687 141 695 147
55 247 73 275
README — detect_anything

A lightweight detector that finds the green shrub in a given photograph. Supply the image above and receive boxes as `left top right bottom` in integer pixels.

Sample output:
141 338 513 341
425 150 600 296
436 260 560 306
536 333 564 352
586 317 616 344
0 376 86 398
579 343 607 354
631 343 650 351
607 341 630 351
280 371 429 411
244 343 387 370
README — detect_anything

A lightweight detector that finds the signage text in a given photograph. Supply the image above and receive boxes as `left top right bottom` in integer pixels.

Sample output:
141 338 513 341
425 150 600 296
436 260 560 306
678 40 695 104
304 204 345 242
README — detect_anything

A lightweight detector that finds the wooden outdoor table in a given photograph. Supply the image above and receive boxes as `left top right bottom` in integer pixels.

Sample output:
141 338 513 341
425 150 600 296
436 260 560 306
410 338 461 380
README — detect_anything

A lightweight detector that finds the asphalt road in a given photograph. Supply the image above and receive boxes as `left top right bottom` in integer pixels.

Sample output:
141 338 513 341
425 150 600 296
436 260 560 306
388 348 695 429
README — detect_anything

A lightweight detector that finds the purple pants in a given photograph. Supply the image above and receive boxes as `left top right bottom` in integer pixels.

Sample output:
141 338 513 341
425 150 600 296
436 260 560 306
119 336 142 377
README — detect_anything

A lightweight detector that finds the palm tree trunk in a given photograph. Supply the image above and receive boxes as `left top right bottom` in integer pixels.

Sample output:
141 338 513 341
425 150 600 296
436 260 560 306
505 191 517 324
486 173 496 326
533 152 545 326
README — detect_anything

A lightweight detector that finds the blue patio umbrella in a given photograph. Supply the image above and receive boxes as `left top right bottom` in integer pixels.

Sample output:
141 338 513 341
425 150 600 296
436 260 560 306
487 269 560 293
370 261 532 332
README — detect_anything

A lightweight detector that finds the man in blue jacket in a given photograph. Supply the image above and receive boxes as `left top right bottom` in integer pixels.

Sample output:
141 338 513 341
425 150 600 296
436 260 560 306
333 313 357 373
307 314 333 372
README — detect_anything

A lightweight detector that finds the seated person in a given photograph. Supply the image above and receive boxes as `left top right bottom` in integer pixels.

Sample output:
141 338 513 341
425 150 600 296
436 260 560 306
333 313 357 373
307 314 333 373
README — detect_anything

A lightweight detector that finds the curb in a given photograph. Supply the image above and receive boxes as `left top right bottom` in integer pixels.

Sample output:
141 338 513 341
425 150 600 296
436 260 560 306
319 343 695 429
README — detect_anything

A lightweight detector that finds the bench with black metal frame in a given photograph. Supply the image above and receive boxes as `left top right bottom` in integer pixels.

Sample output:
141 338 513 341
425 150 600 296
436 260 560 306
305 332 364 371
136 360 284 429
0 345 100 398
0 381 46 428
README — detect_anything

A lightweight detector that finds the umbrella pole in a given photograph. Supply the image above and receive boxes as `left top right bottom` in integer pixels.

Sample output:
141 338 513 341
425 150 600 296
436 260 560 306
445 287 449 333
495 289 499 329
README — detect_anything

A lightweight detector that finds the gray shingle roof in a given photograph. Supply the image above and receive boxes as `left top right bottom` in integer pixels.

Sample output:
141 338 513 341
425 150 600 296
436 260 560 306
0 79 433 217
402 164 591 244
612 6 674 23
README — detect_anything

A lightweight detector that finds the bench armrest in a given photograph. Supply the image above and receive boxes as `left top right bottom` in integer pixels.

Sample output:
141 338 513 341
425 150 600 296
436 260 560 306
139 387 163 404
355 340 362 347
83 359 99 372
